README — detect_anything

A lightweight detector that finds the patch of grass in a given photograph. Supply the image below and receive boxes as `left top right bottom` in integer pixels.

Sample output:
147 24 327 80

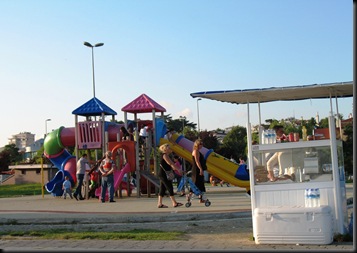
0 183 49 198
0 229 185 241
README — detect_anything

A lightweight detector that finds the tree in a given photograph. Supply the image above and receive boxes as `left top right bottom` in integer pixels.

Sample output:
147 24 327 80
219 126 247 161
306 117 318 136
0 144 22 172
319 118 329 128
200 131 219 150
164 114 197 134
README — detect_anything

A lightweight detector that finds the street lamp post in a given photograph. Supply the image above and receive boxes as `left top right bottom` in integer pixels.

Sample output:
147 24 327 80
84 41 104 98
179 116 186 133
45 119 51 137
197 98 202 136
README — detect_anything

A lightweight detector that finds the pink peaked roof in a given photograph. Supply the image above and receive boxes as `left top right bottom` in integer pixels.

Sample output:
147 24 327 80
121 93 166 113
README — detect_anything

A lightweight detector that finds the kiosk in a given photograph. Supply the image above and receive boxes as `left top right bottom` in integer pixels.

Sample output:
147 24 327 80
191 81 353 244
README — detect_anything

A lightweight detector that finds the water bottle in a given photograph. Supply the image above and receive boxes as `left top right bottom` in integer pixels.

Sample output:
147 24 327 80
267 130 273 144
310 188 317 207
261 130 265 144
264 130 269 144
273 167 279 178
271 130 276 144
299 167 304 182
296 167 303 182
315 188 320 207
304 189 310 207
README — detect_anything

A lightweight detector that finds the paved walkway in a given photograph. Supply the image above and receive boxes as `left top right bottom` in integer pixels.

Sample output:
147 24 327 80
0 184 354 251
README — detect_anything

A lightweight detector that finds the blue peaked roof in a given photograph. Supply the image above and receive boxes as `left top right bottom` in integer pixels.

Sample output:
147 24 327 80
72 97 117 116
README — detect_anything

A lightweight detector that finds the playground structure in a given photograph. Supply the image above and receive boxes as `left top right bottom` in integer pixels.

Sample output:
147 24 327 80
43 123 137 197
43 94 251 199
42 94 167 198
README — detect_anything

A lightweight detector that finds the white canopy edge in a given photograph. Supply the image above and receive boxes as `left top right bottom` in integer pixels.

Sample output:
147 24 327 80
190 81 353 104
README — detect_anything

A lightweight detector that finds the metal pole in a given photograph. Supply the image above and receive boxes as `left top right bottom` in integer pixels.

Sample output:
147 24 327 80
180 116 186 133
45 119 51 137
91 47 96 97
197 98 202 135
84 42 103 98
41 155 44 198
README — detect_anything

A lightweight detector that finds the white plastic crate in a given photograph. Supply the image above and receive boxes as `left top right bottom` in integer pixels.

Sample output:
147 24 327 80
253 205 334 245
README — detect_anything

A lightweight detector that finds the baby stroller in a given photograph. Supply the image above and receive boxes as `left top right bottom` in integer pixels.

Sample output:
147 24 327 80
177 170 211 208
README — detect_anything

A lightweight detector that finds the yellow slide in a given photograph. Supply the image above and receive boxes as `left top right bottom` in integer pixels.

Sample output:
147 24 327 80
159 133 250 192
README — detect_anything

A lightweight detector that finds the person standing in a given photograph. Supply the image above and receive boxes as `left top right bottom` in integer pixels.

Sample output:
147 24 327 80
99 151 116 203
74 153 90 201
139 124 148 144
187 139 207 203
62 176 73 199
157 143 183 208
267 125 288 181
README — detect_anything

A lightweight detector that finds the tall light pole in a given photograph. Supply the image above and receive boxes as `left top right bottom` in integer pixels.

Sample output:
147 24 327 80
45 119 51 137
197 98 202 135
179 116 186 133
84 41 104 98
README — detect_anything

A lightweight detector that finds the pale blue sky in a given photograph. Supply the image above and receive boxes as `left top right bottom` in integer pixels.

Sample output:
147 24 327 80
0 0 353 147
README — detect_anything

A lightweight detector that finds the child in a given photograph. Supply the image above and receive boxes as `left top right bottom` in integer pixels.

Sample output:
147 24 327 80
173 155 185 196
89 169 99 198
62 176 73 199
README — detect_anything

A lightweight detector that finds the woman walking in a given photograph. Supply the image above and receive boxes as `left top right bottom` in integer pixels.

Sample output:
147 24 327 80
157 143 183 208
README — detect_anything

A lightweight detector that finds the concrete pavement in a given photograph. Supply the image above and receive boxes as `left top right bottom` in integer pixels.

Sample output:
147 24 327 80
0 184 354 251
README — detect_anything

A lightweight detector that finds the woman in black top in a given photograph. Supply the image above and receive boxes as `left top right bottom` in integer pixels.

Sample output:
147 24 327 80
157 143 183 208
187 139 207 203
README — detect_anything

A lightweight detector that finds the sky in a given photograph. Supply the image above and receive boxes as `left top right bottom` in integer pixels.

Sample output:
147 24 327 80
0 0 353 147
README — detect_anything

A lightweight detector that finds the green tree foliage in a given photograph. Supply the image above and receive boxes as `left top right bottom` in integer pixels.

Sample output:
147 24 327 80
306 117 318 136
0 144 22 172
199 131 219 150
219 126 247 161
182 128 198 142
164 114 197 134
319 118 329 128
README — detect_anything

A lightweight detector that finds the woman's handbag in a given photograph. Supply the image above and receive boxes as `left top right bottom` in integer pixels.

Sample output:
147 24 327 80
165 170 175 181
161 165 175 181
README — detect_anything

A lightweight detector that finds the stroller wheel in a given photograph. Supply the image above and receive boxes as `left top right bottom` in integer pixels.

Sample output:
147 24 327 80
185 202 191 208
205 200 211 207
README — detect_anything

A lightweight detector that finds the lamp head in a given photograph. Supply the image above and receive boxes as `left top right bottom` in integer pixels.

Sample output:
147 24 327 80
84 41 93 47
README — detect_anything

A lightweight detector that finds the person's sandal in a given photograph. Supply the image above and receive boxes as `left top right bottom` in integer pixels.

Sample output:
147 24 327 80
174 203 183 207
158 204 168 208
